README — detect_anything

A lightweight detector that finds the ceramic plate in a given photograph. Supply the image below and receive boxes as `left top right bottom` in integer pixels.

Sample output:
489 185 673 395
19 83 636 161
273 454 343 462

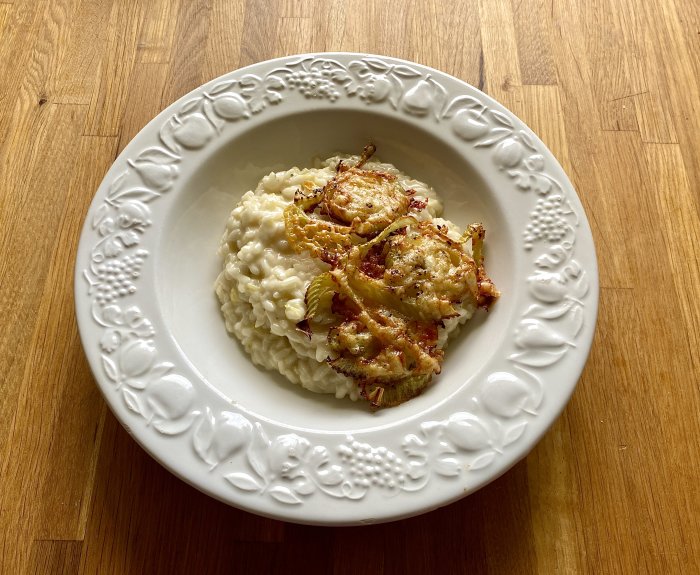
75 53 598 525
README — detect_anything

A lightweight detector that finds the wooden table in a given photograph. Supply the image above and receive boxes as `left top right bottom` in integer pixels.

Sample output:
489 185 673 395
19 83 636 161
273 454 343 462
2 1 698 573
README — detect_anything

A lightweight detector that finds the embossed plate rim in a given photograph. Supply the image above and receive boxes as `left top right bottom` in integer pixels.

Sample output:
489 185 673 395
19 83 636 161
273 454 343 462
75 52 598 525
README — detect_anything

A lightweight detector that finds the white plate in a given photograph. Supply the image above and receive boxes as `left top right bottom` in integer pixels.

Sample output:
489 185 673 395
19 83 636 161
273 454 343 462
75 53 598 525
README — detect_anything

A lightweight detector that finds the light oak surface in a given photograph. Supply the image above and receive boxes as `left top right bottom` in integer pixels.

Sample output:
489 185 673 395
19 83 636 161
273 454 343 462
1 1 699 573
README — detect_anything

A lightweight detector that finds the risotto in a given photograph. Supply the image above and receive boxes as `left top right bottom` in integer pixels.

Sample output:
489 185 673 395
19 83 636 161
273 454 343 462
215 149 497 406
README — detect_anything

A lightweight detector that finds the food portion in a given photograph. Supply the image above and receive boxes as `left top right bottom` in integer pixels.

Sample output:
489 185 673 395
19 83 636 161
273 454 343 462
216 145 498 408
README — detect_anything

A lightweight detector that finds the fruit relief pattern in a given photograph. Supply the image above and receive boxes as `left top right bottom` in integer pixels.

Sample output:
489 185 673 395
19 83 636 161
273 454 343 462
82 55 590 507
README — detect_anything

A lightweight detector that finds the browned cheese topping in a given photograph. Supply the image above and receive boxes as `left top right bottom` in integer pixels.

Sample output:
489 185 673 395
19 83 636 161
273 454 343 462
284 144 499 408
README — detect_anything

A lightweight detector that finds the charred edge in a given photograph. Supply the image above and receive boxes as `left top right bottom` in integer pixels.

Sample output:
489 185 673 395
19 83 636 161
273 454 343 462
296 319 313 339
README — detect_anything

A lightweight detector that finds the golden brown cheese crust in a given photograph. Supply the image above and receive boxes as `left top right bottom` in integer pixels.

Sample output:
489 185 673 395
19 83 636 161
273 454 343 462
383 222 479 316
283 201 354 266
283 146 499 408
323 168 410 236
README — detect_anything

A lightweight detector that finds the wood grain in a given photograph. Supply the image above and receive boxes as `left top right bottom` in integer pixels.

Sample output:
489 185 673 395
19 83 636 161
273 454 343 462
1 0 698 573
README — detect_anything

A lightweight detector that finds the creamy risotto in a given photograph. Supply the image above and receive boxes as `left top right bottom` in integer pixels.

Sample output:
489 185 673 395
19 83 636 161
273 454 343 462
215 151 496 404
